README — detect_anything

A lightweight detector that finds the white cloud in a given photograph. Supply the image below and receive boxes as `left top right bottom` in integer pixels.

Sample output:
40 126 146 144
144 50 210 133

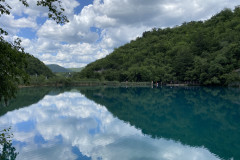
1 0 240 67
37 18 99 43
37 42 109 67
0 14 37 35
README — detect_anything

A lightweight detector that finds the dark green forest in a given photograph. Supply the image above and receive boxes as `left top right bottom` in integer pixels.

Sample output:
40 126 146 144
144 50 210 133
0 39 56 102
25 54 54 78
76 7 240 85
0 39 28 102
47 64 72 73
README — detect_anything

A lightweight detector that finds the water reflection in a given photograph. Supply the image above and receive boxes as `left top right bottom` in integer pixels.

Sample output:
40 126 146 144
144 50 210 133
79 87 240 160
0 86 239 160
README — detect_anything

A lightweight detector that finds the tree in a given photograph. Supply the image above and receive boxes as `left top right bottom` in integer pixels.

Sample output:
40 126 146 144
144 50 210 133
0 0 69 103
0 39 29 104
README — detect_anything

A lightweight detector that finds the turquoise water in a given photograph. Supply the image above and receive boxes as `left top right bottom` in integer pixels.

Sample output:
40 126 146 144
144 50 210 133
0 86 239 160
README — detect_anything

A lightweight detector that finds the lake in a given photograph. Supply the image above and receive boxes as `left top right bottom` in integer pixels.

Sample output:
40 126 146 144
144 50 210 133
0 86 239 160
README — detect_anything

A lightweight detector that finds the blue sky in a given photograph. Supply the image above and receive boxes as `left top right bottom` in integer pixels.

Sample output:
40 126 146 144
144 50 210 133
74 0 94 14
1 0 239 67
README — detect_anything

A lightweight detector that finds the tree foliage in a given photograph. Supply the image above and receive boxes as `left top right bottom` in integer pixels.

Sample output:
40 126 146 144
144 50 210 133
0 39 28 103
25 54 54 78
77 7 240 85
0 38 55 103
46 64 72 73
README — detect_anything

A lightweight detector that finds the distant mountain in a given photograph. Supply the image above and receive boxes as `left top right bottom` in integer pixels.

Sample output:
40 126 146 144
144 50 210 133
47 64 72 73
25 54 54 77
67 67 83 72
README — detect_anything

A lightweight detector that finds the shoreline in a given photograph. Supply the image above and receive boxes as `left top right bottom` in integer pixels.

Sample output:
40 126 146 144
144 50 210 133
18 81 240 88
18 81 201 88
18 81 152 88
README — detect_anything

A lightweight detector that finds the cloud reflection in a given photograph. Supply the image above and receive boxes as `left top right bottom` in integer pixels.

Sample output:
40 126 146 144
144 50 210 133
0 91 220 160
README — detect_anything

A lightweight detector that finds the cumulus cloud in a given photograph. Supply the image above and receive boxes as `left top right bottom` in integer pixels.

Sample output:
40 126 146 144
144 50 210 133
1 0 239 67
0 91 221 160
37 19 99 43
38 42 109 67
0 14 37 34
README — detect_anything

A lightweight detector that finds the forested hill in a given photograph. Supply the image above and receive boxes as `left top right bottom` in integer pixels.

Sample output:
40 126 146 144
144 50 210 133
25 54 54 78
47 64 72 73
76 7 240 85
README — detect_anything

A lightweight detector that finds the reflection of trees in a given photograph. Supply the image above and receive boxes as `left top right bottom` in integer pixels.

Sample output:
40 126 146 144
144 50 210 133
0 87 51 117
0 87 73 117
79 86 240 160
0 128 18 160
0 142 18 160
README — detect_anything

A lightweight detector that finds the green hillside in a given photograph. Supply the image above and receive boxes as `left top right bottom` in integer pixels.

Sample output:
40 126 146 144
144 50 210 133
25 54 54 78
76 7 240 85
47 64 72 73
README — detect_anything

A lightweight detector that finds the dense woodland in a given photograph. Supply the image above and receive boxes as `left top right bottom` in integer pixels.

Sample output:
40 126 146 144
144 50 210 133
76 7 240 85
47 64 72 73
0 39 28 102
25 54 54 78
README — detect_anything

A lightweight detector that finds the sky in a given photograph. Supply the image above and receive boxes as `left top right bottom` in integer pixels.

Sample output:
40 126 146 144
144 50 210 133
1 0 240 68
